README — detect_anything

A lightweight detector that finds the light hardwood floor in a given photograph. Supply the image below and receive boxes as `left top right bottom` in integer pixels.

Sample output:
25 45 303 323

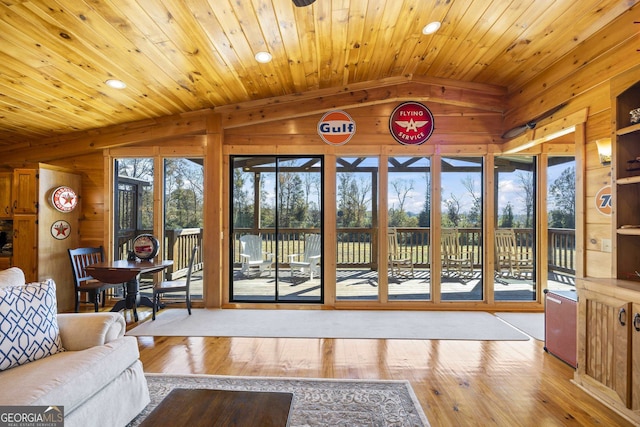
121 308 632 427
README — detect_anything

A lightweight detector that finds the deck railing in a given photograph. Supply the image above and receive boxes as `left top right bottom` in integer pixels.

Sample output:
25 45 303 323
164 228 203 279
547 228 576 273
118 226 575 278
231 227 576 275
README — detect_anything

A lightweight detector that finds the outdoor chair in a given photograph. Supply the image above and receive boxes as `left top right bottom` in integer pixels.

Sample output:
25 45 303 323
239 235 274 277
152 245 197 320
68 246 125 312
441 228 474 280
387 229 414 278
289 234 322 280
494 228 533 280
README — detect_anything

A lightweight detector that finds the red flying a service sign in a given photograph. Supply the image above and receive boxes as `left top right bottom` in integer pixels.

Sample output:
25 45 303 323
389 102 435 145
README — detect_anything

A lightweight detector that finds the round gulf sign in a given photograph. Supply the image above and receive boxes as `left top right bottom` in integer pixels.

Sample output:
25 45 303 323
389 102 435 145
595 185 612 216
317 110 356 146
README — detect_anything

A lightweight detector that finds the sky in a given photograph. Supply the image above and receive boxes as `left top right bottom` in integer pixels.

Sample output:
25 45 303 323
236 156 575 217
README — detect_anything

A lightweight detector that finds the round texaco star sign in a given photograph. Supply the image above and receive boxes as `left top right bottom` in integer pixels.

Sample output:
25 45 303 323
51 220 71 240
51 186 78 213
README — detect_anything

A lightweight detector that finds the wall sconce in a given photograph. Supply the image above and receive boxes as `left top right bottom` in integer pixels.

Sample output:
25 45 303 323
595 138 611 165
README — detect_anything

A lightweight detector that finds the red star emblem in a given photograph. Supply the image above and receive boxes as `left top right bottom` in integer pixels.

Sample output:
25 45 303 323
61 193 75 206
54 222 68 236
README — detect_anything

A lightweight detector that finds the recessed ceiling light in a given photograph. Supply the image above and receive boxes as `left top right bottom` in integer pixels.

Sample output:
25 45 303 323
105 79 127 89
422 21 441 35
254 51 272 63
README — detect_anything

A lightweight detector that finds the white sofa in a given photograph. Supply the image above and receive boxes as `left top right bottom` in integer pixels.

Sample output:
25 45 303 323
0 267 149 427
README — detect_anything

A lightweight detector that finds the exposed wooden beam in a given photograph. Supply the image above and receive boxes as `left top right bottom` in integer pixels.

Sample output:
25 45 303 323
218 80 506 129
0 110 212 164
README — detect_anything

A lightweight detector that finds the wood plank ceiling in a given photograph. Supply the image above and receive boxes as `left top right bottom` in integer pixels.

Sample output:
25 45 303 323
0 0 637 147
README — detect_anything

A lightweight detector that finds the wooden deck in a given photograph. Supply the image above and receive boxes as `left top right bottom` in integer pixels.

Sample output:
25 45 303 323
137 266 574 304
221 268 573 302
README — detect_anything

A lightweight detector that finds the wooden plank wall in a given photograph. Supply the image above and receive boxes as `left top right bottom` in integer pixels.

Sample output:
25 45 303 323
37 165 81 312
49 152 107 250
223 102 502 148
584 110 613 279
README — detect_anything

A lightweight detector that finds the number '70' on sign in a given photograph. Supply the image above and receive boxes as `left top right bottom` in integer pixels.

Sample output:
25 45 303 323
595 185 612 216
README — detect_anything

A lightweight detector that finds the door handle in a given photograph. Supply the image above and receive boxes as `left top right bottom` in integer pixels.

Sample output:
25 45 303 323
618 307 627 326
634 313 640 332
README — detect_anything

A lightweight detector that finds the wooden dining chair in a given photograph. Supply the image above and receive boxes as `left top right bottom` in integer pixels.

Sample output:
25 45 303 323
152 245 198 320
68 246 125 312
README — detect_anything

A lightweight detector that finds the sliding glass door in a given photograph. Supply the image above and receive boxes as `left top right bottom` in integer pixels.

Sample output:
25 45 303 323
114 158 154 260
231 156 323 303
163 158 204 299
494 156 536 301
335 157 379 301
546 156 575 291
388 156 431 301
440 157 483 301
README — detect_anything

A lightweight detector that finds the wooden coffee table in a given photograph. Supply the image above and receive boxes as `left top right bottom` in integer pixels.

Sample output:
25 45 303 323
139 388 293 427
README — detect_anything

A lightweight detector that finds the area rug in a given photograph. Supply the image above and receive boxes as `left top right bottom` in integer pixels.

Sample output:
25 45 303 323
495 312 545 341
126 374 430 426
127 309 530 341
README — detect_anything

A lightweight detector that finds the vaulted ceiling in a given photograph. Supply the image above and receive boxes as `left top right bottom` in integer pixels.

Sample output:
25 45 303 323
0 0 637 147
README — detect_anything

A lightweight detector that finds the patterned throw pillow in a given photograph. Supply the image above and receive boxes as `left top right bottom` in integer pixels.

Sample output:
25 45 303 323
0 279 64 371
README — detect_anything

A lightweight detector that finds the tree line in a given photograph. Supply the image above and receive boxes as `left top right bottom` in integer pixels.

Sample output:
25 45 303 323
230 164 576 231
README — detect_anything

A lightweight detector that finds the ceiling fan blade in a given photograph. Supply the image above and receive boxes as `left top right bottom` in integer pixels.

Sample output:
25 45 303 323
292 0 316 6
501 102 568 139
529 102 568 124
501 123 534 139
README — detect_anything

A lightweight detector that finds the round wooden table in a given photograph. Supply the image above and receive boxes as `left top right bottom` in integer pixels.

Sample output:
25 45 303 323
85 259 173 321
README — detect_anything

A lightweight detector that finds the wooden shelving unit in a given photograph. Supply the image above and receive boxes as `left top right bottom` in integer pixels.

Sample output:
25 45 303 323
617 123 640 136
613 76 640 281
575 66 640 426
